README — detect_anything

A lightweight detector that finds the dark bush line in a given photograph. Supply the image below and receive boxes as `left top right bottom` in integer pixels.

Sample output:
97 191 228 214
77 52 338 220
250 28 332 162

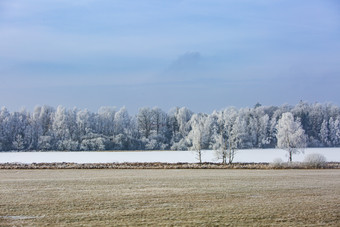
1 162 339 169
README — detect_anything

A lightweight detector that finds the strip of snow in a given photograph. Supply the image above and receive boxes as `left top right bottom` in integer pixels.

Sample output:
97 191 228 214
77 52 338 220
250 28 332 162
0 148 339 164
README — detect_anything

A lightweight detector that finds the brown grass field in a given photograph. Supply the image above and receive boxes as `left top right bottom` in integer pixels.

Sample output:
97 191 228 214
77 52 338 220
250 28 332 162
0 169 339 226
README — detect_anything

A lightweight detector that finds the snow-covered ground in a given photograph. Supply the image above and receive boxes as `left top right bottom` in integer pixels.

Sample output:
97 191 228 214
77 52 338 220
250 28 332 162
0 148 339 164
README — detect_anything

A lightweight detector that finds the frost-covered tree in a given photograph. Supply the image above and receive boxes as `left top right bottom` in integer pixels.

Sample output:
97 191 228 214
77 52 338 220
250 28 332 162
137 107 153 139
187 114 207 163
307 103 325 146
33 106 55 150
112 107 137 150
97 106 116 136
12 134 25 151
212 110 227 164
169 107 193 150
329 117 340 146
8 109 33 151
1 102 339 152
80 135 106 151
276 112 307 162
76 109 93 138
114 106 131 135
53 106 71 150
39 105 55 136
292 101 310 136
31 106 44 150
177 107 193 136
320 120 331 147
212 108 239 164
226 116 248 163
151 107 167 135
148 107 170 150
38 135 52 151
66 107 79 144
258 114 271 147
0 107 11 150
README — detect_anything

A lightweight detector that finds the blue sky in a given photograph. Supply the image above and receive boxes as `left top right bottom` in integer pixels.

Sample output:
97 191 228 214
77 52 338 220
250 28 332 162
1 0 340 113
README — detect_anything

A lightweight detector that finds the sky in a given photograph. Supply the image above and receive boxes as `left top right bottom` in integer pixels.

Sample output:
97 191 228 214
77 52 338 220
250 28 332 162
1 0 340 113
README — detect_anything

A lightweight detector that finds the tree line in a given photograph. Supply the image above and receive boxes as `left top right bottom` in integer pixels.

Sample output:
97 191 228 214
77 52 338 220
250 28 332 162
0 101 340 152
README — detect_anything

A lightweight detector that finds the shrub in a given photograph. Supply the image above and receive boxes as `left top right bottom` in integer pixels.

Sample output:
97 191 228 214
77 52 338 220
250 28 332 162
271 158 285 168
303 153 326 168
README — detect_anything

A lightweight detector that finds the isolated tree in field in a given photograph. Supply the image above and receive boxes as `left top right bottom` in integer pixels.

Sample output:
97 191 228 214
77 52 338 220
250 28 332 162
276 112 307 162
215 132 227 164
213 108 239 164
188 114 206 163
227 115 247 164
211 110 228 164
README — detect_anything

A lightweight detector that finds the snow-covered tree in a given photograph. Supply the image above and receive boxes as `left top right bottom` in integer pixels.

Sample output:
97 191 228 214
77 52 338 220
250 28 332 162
112 107 137 150
276 112 307 162
97 106 116 136
1 102 339 152
187 114 207 163
214 132 227 164
38 135 52 151
80 135 106 151
320 119 331 147
52 106 71 147
151 107 167 135
0 107 11 151
307 103 325 146
258 114 271 147
8 109 33 151
12 134 25 151
114 106 131 135
329 117 340 146
39 105 55 136
211 110 227 164
66 107 79 143
77 109 93 138
212 108 239 164
177 107 193 136
137 107 153 139
225 115 248 163
168 107 193 150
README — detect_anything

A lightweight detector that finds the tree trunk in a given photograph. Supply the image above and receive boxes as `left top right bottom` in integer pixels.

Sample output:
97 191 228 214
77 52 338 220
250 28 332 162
198 150 202 164
289 150 292 162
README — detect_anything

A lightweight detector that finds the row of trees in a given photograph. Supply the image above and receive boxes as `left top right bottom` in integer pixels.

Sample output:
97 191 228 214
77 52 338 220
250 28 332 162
1 102 340 155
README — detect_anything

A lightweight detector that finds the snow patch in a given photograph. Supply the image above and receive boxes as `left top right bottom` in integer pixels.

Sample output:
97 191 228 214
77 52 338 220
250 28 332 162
0 148 339 164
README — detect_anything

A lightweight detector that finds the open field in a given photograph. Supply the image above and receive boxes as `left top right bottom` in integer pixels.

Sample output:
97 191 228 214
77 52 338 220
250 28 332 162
1 170 339 226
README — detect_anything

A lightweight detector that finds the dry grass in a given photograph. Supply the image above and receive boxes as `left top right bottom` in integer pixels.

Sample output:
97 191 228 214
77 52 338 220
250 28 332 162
0 169 339 226
1 162 339 169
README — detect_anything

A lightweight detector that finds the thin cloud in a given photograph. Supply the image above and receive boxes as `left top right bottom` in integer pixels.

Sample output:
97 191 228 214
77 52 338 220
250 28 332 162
167 52 202 72
0 0 339 112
